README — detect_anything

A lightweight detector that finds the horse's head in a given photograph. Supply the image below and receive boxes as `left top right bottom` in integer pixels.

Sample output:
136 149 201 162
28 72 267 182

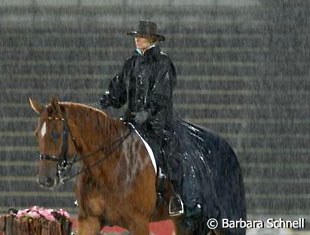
29 97 77 189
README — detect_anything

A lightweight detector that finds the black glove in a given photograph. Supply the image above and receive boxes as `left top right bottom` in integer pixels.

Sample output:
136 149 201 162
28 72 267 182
134 111 149 124
100 94 111 109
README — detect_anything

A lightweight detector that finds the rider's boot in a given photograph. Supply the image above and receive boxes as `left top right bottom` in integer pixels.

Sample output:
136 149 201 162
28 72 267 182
181 203 203 229
178 168 203 229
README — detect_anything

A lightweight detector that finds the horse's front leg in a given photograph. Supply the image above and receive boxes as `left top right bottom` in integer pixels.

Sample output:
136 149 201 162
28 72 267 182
127 216 150 235
78 216 101 235
128 223 149 235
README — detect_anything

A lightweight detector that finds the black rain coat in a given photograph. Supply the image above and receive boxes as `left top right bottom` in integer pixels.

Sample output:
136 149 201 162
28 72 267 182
102 45 177 140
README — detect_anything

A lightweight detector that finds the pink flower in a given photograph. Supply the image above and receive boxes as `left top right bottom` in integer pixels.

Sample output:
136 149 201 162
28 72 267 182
14 206 70 222
57 209 70 219
25 211 41 219
38 210 56 221
16 208 30 218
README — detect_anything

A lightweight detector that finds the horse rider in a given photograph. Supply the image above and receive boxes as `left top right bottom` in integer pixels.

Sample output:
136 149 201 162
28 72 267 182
100 20 202 227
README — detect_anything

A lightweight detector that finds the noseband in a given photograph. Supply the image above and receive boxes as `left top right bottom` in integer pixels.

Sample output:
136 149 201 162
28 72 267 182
38 116 77 184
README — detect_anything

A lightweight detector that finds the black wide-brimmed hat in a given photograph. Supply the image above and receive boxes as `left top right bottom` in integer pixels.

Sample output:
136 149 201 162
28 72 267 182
127 21 165 41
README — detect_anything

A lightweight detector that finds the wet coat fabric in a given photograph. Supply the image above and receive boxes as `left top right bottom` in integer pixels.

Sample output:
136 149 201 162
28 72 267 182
102 45 177 139
174 119 246 234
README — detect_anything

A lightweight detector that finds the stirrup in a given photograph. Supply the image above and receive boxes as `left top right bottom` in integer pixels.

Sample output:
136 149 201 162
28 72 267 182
169 194 184 217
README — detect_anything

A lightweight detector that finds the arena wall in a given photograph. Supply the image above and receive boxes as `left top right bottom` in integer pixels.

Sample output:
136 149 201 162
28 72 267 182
0 0 309 227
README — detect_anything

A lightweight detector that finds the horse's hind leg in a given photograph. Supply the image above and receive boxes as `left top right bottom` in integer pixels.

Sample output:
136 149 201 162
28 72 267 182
78 216 101 235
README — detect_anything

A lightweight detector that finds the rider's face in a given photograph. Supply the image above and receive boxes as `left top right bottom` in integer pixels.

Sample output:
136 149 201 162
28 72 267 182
135 36 152 52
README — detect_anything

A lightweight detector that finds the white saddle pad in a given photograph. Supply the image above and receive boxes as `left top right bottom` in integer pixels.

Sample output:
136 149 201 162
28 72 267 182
128 123 157 175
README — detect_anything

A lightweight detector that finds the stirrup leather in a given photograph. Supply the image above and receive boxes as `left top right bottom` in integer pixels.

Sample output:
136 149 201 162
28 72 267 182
169 194 184 217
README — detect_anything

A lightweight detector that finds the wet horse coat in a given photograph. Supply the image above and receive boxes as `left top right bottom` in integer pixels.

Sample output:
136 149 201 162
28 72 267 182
30 97 246 235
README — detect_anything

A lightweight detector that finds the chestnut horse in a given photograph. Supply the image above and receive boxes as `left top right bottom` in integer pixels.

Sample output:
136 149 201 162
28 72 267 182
29 97 245 235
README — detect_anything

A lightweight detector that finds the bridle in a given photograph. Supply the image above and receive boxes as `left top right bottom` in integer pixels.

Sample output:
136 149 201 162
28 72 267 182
38 116 78 184
38 116 131 185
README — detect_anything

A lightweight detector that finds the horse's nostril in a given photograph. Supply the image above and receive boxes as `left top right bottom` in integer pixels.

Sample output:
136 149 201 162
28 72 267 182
46 177 54 185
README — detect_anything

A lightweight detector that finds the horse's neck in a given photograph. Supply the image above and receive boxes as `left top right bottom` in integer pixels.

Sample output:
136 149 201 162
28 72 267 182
64 104 154 195
65 104 125 154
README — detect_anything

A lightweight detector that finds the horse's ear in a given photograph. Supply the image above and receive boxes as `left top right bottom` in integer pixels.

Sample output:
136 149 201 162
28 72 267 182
29 97 44 114
50 96 62 115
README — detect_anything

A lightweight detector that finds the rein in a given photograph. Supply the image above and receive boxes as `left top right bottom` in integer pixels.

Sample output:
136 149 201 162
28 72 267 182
39 116 132 184
62 127 132 184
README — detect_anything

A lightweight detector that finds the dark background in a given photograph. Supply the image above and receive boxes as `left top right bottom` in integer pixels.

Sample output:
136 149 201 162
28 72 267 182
0 0 309 226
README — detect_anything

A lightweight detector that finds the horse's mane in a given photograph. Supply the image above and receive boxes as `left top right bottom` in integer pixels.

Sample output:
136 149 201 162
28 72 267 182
60 102 108 119
49 102 125 144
